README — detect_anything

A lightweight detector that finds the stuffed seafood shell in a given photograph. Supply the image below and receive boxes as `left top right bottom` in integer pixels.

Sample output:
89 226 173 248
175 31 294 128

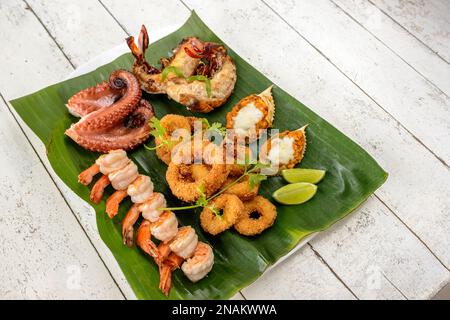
226 86 275 142
259 126 307 175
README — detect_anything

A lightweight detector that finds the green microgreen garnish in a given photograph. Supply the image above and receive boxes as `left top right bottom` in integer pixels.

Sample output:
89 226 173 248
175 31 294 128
201 118 226 137
145 117 175 151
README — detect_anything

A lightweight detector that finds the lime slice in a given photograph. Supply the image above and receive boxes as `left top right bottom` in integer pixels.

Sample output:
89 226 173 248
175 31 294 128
273 182 317 205
281 168 326 184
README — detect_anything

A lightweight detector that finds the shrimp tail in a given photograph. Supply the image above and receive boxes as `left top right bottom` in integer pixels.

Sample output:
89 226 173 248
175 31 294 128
78 163 100 185
158 253 184 296
122 203 142 247
90 174 110 204
106 190 128 218
159 263 173 296
136 220 161 260
126 26 159 74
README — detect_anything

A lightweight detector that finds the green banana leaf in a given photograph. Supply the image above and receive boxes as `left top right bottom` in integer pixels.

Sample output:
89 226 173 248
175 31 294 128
10 11 387 300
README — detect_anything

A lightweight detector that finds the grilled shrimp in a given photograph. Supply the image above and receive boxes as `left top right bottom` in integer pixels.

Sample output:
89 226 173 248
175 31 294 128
139 192 166 222
122 192 166 246
90 174 110 204
151 211 178 242
127 174 154 203
181 242 214 282
96 149 130 174
108 161 139 190
105 174 153 218
78 163 100 185
169 226 198 259
105 190 128 218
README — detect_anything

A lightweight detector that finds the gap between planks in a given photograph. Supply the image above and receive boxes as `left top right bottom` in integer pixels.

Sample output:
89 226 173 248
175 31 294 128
368 0 450 66
259 0 450 274
260 0 449 171
0 91 127 300
17 0 449 298
330 0 450 102
178 0 410 300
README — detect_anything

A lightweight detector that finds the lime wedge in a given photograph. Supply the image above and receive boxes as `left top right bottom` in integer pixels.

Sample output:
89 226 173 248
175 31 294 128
273 182 317 205
281 168 326 184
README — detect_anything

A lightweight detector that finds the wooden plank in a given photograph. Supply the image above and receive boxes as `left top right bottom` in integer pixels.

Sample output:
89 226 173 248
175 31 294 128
99 0 190 36
0 0 129 299
183 0 450 298
98 0 360 300
26 0 127 67
243 244 357 300
5 0 242 300
263 0 450 267
333 0 450 97
266 0 450 167
371 0 450 64
0 99 123 298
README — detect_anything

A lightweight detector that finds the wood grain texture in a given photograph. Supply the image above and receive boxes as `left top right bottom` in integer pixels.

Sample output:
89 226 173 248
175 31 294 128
0 0 448 299
371 0 450 63
264 0 450 267
0 96 122 299
266 0 450 167
0 0 128 299
333 0 450 97
26 0 127 67
95 0 365 300
183 0 450 298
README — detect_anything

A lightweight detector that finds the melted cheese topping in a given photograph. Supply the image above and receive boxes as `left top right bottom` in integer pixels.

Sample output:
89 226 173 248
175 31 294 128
233 103 263 135
267 136 295 166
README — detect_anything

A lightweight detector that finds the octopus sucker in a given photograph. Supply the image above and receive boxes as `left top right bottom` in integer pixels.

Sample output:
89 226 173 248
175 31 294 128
226 85 275 141
65 70 154 153
127 25 236 113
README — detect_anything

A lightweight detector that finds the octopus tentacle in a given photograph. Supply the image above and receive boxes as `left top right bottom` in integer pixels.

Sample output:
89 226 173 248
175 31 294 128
65 70 153 153
67 99 154 153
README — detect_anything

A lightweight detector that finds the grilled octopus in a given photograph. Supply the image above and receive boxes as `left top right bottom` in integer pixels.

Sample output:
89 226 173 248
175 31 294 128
65 70 154 153
127 25 237 113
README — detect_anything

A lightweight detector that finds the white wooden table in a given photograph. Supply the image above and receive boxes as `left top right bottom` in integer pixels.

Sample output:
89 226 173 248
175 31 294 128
0 0 449 300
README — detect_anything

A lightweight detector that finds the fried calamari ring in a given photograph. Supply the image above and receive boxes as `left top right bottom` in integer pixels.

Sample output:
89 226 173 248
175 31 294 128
222 141 254 176
155 114 191 165
222 176 259 201
166 141 229 202
234 196 277 236
200 194 243 235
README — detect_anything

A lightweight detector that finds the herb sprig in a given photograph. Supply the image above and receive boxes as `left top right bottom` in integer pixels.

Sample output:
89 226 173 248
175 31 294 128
161 160 270 214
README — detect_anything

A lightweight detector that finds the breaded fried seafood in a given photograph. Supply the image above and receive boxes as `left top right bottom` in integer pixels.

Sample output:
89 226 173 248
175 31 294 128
234 196 277 236
226 86 275 142
166 141 229 202
259 126 307 175
155 114 192 165
200 194 243 235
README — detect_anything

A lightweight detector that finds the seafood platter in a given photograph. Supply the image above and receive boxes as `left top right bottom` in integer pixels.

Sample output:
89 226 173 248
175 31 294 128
10 13 387 299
